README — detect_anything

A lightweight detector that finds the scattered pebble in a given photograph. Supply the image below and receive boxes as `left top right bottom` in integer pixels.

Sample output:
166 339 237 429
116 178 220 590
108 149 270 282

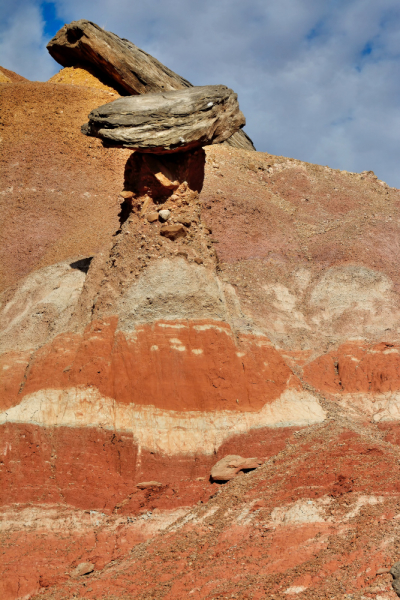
159 209 171 221
146 211 159 223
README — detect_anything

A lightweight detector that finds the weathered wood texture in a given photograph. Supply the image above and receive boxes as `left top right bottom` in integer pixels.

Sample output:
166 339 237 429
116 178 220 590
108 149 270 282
47 20 255 151
82 86 246 153
47 20 191 95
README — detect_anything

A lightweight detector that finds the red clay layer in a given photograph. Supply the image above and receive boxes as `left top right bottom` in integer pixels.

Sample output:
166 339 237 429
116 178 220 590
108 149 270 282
0 422 299 599
1 319 298 413
27 423 400 600
4 328 400 418
0 422 296 510
303 341 400 394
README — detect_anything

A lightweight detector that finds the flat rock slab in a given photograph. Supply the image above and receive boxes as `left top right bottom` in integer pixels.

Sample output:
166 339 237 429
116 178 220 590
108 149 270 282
82 85 245 153
47 20 255 151
160 224 187 241
71 562 95 578
211 455 262 482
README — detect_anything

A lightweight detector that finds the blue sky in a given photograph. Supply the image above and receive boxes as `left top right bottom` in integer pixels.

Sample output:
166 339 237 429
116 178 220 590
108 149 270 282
1 0 400 187
40 1 64 39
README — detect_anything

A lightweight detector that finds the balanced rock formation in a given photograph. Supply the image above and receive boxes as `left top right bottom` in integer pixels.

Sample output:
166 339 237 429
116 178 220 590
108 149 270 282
82 85 246 153
47 19 255 151
210 455 262 481
4 66 400 600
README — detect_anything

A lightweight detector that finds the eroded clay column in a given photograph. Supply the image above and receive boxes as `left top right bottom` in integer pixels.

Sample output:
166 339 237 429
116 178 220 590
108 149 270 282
79 85 246 315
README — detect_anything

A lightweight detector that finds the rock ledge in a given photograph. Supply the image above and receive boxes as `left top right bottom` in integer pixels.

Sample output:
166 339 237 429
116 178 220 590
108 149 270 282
82 85 245 153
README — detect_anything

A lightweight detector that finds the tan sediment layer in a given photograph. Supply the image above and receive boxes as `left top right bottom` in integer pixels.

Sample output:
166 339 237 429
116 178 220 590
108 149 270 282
0 70 12 83
48 66 120 94
0 386 325 455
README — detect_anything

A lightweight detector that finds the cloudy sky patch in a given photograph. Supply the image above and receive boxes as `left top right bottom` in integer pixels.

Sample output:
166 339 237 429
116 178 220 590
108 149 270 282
1 0 400 186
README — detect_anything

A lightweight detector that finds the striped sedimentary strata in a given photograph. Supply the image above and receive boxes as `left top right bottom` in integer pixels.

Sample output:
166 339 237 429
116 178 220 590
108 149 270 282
0 255 325 456
5 174 400 514
4 75 400 600
0 159 326 514
303 340 400 422
4 163 400 520
0 119 325 520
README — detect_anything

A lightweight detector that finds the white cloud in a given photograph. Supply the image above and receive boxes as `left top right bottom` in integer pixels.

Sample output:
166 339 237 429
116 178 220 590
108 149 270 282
2 0 400 186
0 0 56 80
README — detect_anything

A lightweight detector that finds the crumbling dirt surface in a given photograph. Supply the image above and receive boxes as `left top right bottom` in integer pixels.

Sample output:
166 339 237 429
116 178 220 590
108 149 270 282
201 145 400 353
26 418 400 600
48 65 121 94
0 81 130 291
0 66 29 82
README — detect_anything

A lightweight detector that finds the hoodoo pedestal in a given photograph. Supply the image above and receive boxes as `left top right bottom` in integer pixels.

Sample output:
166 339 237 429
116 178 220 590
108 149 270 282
80 84 247 287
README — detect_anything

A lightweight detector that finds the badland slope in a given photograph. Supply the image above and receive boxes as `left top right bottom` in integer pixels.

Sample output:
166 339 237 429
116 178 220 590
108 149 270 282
2 68 400 600
0 66 28 83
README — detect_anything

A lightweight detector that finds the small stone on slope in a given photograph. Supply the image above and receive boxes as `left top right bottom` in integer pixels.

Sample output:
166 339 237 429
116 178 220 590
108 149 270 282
211 455 262 482
160 223 187 241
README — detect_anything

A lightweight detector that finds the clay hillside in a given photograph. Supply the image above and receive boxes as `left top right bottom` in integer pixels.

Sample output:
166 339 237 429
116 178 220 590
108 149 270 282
2 20 400 600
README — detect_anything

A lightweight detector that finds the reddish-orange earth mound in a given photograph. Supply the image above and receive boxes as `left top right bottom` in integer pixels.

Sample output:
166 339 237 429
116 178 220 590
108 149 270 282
27 421 400 600
0 65 29 82
2 71 400 600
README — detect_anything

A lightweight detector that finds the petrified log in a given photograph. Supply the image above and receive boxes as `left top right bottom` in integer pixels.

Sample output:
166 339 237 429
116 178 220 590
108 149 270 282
47 20 191 95
82 85 245 153
47 19 255 151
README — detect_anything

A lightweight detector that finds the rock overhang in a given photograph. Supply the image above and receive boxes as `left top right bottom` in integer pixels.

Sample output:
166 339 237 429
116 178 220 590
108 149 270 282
82 85 246 153
46 18 255 150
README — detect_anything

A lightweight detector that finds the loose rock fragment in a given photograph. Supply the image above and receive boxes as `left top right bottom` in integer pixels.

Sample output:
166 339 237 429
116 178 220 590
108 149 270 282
146 211 159 223
143 154 180 189
160 223 187 241
158 209 171 221
176 215 192 227
120 190 134 199
71 562 95 578
140 197 151 215
154 172 179 190
136 481 163 489
176 249 189 258
211 455 262 482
